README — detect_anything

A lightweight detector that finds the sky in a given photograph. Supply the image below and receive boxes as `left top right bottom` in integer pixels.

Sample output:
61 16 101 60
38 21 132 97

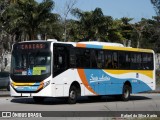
37 0 156 22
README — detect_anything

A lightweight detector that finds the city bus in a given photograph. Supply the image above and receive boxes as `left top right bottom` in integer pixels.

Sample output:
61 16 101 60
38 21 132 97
10 39 155 104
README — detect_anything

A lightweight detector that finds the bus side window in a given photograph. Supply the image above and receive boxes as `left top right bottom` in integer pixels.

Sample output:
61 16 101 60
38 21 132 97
97 51 104 68
105 58 112 68
70 48 76 68
75 48 91 68
142 53 153 70
119 52 130 69
91 50 98 68
105 51 118 69
112 52 118 69
105 51 113 69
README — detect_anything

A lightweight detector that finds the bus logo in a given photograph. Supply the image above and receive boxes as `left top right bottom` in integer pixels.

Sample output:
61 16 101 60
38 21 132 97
90 74 110 83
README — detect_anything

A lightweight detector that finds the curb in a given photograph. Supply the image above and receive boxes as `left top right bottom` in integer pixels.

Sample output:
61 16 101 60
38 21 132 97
0 90 10 97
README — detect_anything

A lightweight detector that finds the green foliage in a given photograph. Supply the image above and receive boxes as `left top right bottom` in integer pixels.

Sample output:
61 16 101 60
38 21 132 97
0 0 160 53
70 7 113 42
151 0 160 16
1 0 60 41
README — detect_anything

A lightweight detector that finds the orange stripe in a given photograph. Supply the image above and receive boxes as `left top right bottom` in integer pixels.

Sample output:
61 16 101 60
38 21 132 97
37 81 44 91
37 84 43 91
76 43 86 48
77 69 97 95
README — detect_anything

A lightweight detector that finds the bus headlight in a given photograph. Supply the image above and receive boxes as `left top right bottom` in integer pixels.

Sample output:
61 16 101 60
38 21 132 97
43 81 50 88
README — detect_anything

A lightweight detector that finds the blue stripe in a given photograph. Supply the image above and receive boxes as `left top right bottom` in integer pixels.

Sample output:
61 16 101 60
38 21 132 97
84 69 152 95
16 86 39 91
86 44 102 49
15 82 41 92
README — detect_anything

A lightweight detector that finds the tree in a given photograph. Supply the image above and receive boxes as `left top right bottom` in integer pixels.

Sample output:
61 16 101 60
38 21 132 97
107 19 125 43
63 0 77 41
147 16 160 52
150 0 160 52
0 0 12 71
0 0 12 51
71 7 113 41
3 0 59 40
38 15 63 40
120 17 133 46
131 18 148 48
151 0 160 16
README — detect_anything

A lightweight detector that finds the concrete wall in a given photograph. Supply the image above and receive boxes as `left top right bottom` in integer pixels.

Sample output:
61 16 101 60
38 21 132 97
0 52 11 72
156 54 160 70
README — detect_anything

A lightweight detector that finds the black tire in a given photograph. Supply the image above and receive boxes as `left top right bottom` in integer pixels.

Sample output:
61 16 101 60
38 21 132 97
33 97 45 103
68 86 77 104
121 84 131 101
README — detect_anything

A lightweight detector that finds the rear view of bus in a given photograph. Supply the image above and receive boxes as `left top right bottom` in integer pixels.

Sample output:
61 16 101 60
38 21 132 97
10 41 52 102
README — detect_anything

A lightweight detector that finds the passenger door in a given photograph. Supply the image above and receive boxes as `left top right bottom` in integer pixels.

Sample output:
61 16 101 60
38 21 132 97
53 43 72 77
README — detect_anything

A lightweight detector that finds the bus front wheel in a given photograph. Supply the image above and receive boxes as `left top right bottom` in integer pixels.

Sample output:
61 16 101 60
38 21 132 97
68 86 77 104
121 84 131 101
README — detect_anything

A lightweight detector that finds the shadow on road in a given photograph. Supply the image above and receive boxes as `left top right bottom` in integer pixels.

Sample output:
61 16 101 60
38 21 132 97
10 95 151 105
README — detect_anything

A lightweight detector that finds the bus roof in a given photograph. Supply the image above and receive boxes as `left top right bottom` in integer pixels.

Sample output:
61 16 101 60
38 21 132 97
78 41 124 47
15 40 154 53
74 41 154 53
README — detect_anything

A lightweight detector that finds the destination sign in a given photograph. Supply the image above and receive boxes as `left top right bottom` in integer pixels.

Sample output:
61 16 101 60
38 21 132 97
15 43 48 50
20 43 45 49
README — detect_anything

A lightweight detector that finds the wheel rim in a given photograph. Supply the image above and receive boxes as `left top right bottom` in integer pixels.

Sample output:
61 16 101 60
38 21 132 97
124 88 129 98
70 90 76 100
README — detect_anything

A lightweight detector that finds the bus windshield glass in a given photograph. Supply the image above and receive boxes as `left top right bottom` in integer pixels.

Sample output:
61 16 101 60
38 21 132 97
11 51 51 76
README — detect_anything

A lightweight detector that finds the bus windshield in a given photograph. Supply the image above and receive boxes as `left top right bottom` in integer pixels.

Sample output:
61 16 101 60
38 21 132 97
11 51 51 76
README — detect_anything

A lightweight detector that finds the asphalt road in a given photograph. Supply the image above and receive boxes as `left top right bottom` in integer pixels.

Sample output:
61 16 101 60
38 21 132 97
0 94 159 111
0 91 160 119
0 93 160 120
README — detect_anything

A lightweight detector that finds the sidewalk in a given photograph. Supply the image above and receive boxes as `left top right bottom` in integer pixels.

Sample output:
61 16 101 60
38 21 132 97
0 89 10 97
151 86 160 93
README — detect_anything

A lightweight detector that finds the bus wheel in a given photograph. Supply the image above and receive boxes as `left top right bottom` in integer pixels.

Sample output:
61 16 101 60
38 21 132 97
121 84 131 101
68 86 77 104
33 97 45 103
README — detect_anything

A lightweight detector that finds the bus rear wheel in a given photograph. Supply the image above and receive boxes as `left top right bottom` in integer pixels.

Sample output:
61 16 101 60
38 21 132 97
68 86 77 104
121 84 131 101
